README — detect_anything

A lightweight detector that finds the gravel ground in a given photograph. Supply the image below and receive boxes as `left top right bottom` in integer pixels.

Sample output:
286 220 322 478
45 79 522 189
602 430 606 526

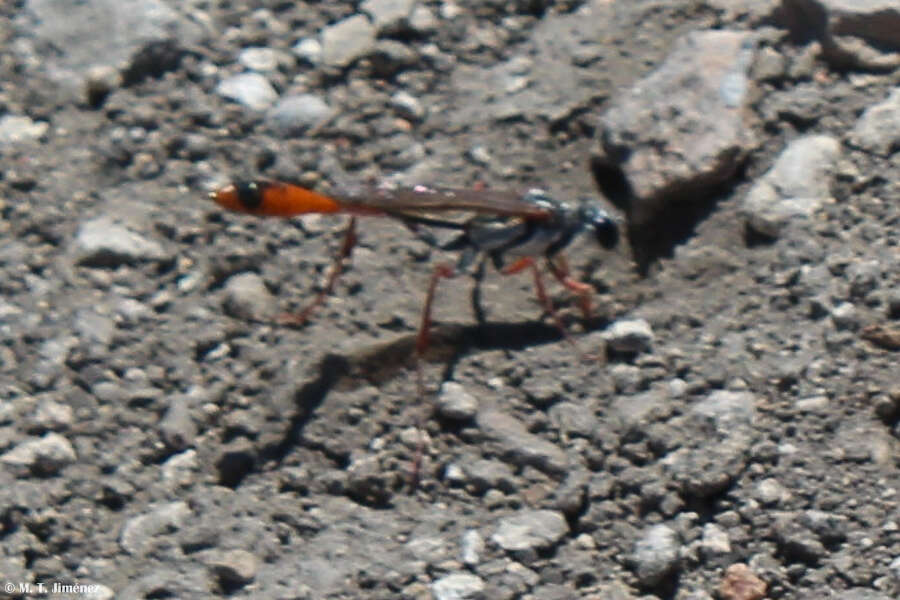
2 1 900 599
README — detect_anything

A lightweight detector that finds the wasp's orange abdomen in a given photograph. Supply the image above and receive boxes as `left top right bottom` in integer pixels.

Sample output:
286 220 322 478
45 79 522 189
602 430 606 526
209 180 343 217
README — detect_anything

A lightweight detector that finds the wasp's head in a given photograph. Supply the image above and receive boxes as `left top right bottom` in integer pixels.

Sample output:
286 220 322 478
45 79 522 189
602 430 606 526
578 201 619 249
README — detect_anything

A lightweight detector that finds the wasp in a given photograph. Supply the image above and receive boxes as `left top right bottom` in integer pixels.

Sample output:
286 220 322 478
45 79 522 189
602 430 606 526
210 179 618 355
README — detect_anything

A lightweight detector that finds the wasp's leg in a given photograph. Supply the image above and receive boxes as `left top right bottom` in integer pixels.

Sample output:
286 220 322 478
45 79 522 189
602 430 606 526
470 255 488 327
277 217 358 326
409 261 460 490
416 263 458 357
500 256 585 354
402 221 439 249
546 254 594 320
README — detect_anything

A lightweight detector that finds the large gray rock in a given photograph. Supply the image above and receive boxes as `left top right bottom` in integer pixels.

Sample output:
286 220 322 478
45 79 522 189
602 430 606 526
595 30 757 225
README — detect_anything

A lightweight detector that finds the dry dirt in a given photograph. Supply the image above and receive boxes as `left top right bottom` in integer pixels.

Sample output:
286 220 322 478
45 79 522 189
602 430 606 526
1 1 900 599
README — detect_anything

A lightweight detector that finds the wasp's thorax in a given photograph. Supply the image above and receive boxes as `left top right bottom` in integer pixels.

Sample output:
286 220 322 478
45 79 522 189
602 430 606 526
457 189 618 270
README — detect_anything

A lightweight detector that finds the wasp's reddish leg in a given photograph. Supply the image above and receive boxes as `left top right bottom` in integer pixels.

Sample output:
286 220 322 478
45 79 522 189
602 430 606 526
502 257 587 357
277 217 358 326
547 255 594 320
416 263 458 358
407 262 458 490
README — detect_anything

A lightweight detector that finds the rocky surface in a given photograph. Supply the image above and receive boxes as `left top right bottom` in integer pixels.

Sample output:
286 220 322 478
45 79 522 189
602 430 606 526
2 0 900 598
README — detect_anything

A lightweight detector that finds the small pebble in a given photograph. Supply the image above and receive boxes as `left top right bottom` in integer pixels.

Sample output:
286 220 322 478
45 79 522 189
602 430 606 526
831 302 858 330
216 73 278 111
604 318 655 353
436 382 478 420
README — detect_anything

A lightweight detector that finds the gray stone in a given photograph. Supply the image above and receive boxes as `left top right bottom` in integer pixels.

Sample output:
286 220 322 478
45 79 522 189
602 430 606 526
404 535 450 567
0 433 77 475
802 509 848 546
743 135 841 238
216 72 278 111
795 396 829 412
831 302 858 330
764 83 826 125
370 39 419 76
547 401 597 438
161 449 199 487
773 512 828 564
74 217 168 267
591 580 644 600
632 524 680 587
391 90 426 121
293 38 322 64
604 318 654 353
492 510 568 552
836 418 892 464
663 435 750 498
159 397 197 451
699 523 731 557
431 573 485 600
752 45 787 81
476 409 567 475
74 309 115 347
847 260 882 298
409 5 438 32
361 0 417 33
755 477 790 505
691 390 756 430
116 298 152 324
321 15 376 68
222 272 275 321
119 501 192 555
460 530 484 566
205 549 258 588
84 64 121 103
0 115 48 144
267 94 335 136
849 88 900 156
611 388 670 431
461 458 515 493
549 469 590 517
345 454 392 504
444 462 466 485
238 47 282 72
436 382 478 420
32 399 74 431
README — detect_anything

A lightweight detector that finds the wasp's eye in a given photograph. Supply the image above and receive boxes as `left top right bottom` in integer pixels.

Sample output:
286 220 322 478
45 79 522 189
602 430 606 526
593 216 619 249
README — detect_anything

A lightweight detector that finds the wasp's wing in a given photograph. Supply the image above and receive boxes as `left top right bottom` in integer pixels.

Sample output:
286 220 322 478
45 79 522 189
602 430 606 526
333 185 554 227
